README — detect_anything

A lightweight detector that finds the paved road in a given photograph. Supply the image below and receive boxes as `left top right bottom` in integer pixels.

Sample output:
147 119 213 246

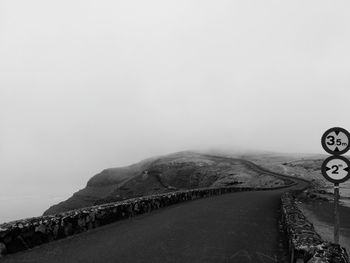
2 190 303 263
2 159 309 263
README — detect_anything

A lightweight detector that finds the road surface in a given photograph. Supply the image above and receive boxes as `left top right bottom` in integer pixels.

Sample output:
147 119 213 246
2 159 308 263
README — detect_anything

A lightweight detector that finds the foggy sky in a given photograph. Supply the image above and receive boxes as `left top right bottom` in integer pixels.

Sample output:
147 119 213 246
1 0 350 222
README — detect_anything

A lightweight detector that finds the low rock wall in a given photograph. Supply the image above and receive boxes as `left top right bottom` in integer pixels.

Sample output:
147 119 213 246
0 185 291 258
281 192 349 263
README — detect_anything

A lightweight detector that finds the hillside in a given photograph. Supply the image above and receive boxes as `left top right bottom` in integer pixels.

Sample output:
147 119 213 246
44 151 289 215
245 153 327 186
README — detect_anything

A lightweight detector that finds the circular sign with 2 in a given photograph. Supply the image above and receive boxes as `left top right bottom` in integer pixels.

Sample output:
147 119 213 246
321 127 350 155
321 155 350 184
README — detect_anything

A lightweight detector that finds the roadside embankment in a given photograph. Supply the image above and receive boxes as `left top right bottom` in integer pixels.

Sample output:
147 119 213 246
299 201 350 253
281 192 349 262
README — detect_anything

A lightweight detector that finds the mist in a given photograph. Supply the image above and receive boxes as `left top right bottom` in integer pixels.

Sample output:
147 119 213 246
1 0 350 222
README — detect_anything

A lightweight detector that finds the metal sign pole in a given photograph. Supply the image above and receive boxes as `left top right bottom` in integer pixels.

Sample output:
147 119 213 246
334 183 340 244
321 127 350 246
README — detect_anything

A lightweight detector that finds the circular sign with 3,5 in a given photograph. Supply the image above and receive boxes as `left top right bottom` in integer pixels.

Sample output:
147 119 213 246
321 127 350 155
321 156 350 184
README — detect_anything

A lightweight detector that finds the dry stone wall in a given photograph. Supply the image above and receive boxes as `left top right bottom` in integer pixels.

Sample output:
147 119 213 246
281 192 349 263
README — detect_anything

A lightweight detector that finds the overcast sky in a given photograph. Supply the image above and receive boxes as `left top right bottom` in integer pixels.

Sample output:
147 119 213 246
1 0 350 222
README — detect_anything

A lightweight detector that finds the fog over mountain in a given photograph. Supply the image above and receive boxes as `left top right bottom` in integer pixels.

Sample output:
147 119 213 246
1 0 350 222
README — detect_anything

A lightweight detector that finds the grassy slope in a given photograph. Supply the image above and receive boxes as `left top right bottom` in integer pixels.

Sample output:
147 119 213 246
44 157 156 215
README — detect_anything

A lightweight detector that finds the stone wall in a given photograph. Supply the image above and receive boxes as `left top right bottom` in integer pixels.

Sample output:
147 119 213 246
0 185 292 258
281 192 349 263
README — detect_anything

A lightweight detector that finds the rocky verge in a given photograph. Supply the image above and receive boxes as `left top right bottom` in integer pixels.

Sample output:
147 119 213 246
281 192 349 262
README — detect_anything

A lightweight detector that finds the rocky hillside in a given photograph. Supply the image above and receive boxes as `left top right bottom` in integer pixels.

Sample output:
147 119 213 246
44 151 288 215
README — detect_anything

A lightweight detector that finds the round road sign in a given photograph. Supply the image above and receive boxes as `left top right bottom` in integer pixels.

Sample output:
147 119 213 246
321 156 350 184
321 127 350 155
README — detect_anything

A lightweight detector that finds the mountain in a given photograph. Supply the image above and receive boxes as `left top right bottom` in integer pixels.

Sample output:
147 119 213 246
43 151 288 215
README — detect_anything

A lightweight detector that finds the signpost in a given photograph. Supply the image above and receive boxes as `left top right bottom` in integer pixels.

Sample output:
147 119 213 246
321 127 350 155
321 127 350 244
